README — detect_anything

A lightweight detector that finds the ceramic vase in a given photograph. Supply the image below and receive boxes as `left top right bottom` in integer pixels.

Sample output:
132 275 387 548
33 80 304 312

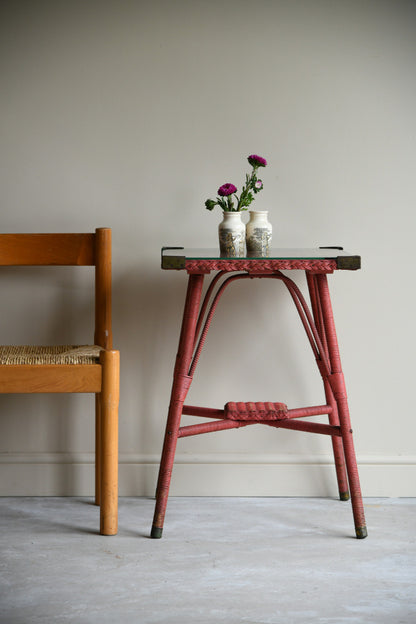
218 211 245 257
245 210 272 257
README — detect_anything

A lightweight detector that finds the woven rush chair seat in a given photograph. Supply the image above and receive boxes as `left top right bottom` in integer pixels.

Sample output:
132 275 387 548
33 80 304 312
0 345 102 366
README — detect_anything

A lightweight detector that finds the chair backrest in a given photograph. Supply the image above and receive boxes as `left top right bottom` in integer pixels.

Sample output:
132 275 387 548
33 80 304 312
0 228 112 349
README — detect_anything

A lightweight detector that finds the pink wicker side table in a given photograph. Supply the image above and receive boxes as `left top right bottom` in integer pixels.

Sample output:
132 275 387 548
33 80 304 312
151 247 367 539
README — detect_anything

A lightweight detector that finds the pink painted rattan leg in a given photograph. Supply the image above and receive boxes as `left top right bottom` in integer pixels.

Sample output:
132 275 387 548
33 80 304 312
315 273 367 538
306 272 350 501
151 273 204 538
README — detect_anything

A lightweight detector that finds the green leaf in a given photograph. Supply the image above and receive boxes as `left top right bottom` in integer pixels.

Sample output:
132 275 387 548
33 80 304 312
217 197 228 211
205 199 217 211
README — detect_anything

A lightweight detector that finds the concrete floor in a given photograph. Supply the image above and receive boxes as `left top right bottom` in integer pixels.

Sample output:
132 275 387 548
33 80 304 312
0 497 415 624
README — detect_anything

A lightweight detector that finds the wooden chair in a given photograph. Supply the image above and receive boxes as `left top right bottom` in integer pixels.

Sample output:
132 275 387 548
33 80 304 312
0 228 119 535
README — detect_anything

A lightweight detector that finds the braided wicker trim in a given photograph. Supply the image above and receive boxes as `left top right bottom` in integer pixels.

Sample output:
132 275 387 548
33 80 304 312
185 259 337 273
0 345 102 365
225 401 288 421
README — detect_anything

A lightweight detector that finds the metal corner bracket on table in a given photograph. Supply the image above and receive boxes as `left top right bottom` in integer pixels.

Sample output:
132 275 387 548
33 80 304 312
152 247 367 539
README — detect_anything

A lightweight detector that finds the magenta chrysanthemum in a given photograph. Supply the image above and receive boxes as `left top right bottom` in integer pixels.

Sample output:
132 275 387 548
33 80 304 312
248 154 267 168
254 180 263 189
218 183 237 196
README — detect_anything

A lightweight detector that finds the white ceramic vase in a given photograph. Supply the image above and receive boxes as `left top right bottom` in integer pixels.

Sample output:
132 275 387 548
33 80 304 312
218 211 245 257
245 210 272 256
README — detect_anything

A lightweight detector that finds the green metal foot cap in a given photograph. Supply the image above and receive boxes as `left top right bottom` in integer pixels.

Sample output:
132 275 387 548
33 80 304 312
356 526 368 539
340 491 350 501
151 525 163 539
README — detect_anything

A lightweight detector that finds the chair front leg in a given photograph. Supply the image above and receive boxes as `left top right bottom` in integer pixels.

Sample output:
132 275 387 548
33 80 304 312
99 349 120 536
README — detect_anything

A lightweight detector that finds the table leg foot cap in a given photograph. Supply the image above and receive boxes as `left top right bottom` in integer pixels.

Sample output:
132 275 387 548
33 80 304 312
356 526 368 539
151 525 163 539
340 491 350 501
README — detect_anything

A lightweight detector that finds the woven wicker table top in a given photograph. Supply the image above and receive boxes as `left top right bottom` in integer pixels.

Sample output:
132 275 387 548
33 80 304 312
161 247 361 273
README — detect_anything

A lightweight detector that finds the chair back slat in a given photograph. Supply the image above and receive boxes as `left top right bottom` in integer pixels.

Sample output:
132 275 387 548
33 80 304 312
0 233 95 266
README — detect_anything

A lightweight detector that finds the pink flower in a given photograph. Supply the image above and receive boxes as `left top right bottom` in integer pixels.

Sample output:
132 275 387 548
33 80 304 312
248 154 267 168
218 183 237 196
254 180 263 190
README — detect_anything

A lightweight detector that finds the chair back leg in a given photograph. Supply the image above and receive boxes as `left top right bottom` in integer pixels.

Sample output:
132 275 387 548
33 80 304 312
95 394 102 506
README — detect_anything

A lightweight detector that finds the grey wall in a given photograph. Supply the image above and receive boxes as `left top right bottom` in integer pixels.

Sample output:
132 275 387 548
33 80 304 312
1 0 415 496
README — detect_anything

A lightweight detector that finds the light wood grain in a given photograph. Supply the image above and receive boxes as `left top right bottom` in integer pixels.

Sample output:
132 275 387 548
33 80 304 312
0 228 119 535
